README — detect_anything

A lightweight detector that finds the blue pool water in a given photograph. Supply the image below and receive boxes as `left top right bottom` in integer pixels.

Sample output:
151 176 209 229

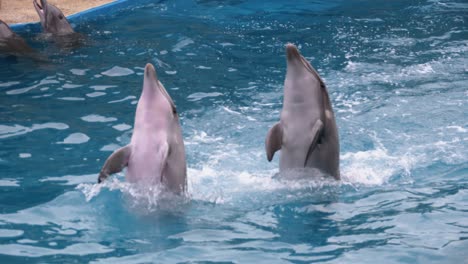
1 0 467 262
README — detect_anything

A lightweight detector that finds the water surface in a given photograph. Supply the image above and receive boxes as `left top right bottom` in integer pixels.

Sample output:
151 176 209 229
0 0 467 263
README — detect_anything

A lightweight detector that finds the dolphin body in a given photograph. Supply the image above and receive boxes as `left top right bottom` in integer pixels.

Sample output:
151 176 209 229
98 64 187 194
33 0 86 51
265 44 340 180
0 20 35 56
33 0 74 35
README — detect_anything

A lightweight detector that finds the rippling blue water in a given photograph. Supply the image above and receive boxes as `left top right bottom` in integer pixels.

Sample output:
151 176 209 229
0 0 467 263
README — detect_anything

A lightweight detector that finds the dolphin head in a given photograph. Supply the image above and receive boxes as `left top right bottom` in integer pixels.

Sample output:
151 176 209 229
285 43 316 77
0 19 35 55
284 43 323 103
135 63 179 129
33 0 74 35
0 20 14 39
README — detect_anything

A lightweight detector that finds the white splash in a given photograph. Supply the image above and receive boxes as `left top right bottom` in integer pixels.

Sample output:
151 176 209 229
77 178 190 214
172 37 194 52
112 124 132 131
58 133 90 144
0 123 69 139
101 66 135 77
19 153 32 158
187 92 223 101
86 92 106 97
341 148 414 185
81 114 117 123
0 179 20 187
70 69 89 76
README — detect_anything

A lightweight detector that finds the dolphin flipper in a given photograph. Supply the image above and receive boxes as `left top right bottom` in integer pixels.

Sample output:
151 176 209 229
98 145 132 183
304 119 324 166
155 142 169 183
265 122 283 162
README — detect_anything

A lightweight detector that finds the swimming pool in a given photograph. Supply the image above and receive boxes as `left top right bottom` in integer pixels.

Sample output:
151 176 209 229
0 0 467 262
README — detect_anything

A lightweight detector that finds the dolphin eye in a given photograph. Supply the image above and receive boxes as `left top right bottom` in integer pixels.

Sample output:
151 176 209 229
172 106 177 115
58 15 64 20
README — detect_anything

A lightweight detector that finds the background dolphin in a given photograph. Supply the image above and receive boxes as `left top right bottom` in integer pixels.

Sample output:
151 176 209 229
265 44 340 179
0 19 35 56
33 0 74 35
98 63 187 194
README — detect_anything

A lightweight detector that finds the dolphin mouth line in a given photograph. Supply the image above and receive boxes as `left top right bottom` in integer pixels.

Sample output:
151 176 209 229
33 0 48 31
34 0 44 13
33 0 45 14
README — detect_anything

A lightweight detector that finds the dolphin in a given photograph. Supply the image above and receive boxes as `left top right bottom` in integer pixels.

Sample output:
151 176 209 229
98 63 187 194
265 43 340 179
33 0 74 35
0 20 35 56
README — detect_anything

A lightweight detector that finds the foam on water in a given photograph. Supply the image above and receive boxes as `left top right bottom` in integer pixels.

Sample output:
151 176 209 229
76 126 420 214
58 133 90 144
101 66 135 77
0 179 20 187
81 114 118 123
0 123 69 139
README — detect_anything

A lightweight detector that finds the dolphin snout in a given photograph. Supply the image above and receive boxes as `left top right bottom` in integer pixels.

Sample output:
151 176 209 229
145 63 156 73
33 0 44 12
286 43 301 61
33 0 47 24
144 63 158 82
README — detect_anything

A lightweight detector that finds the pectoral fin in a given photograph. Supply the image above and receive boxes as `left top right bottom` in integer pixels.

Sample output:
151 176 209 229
98 145 132 183
156 142 169 183
304 119 324 166
265 122 283 162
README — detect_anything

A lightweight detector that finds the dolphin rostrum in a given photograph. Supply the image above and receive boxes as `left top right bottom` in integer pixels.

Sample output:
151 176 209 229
98 63 187 194
265 43 340 179
33 0 74 35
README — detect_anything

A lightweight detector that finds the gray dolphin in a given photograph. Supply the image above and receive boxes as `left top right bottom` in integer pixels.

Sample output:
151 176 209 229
98 63 187 194
33 0 74 35
265 43 340 180
0 20 34 55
